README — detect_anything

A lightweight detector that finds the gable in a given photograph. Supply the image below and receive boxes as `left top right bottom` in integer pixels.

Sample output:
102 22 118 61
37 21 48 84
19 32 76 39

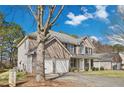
45 38 71 59
83 37 95 48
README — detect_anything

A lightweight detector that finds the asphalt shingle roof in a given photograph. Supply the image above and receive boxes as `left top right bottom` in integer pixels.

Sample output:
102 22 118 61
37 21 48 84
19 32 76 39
93 53 122 62
29 30 86 45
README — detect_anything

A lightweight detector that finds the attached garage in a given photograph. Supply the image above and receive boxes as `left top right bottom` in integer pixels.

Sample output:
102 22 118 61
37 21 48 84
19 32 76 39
45 59 69 74
25 37 71 74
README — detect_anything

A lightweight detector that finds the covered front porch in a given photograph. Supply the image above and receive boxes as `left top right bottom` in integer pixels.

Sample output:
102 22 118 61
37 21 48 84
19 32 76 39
70 55 99 71
70 58 93 71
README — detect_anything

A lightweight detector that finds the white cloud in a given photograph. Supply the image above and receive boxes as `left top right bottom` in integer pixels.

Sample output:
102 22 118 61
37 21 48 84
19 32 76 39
90 36 99 41
95 5 108 19
81 6 88 13
65 6 109 26
65 12 92 26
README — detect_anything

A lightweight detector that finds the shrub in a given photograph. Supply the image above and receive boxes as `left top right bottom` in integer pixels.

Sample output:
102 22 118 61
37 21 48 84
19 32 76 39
95 68 99 71
85 67 89 71
92 67 96 71
100 66 104 71
70 67 77 72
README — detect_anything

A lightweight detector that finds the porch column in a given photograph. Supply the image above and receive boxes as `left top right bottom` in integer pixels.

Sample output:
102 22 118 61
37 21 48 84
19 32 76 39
77 59 80 72
99 61 100 70
89 59 91 71
82 59 85 71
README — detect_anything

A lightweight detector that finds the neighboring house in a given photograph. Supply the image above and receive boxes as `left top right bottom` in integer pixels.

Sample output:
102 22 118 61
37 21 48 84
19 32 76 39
17 30 95 74
17 30 122 74
93 53 122 70
119 52 124 69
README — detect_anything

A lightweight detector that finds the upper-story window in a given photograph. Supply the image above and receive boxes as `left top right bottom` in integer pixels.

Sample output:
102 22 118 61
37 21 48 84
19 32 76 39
85 47 92 55
85 47 88 54
67 44 75 54
80 44 84 54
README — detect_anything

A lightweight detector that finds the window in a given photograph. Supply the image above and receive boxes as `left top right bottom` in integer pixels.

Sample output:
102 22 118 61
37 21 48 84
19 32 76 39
67 44 75 54
85 47 92 54
71 59 77 67
91 48 93 54
85 47 88 54
80 44 84 54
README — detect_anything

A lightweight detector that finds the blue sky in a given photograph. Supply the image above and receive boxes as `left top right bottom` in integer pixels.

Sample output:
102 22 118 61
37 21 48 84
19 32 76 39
0 5 120 44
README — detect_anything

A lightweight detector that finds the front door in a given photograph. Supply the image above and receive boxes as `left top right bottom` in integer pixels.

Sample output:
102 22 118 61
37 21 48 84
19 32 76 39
70 58 77 68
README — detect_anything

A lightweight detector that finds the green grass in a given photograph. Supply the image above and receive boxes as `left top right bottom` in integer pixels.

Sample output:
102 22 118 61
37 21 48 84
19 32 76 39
0 71 27 85
0 69 9 73
82 70 124 78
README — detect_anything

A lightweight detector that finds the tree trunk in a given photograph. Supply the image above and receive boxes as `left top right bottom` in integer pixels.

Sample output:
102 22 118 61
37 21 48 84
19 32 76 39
9 52 14 68
0 52 2 63
0 47 2 63
36 33 45 82
0 49 3 68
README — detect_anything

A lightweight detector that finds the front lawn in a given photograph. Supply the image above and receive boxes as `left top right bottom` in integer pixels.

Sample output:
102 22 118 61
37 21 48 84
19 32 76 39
82 70 124 78
0 71 27 86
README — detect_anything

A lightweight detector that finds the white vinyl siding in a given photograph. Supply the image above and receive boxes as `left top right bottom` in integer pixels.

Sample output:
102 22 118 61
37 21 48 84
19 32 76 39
93 62 112 70
18 39 29 71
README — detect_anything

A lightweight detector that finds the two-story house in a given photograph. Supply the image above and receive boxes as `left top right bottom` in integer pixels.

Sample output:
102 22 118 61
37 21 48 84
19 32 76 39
17 30 95 74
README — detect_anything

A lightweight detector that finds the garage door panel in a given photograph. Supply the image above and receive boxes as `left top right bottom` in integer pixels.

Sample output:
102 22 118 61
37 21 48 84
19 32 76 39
56 60 69 73
45 59 53 74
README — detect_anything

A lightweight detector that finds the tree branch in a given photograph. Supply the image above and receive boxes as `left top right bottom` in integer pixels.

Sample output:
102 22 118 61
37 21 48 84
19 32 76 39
37 5 44 32
44 5 56 34
49 5 64 27
28 5 38 21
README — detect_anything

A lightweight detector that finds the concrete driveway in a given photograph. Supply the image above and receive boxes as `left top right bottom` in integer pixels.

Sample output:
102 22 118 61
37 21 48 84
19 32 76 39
54 72 124 87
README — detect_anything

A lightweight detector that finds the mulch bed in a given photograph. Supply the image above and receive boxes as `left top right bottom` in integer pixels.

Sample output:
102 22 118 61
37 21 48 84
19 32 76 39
0 80 28 87
17 75 76 87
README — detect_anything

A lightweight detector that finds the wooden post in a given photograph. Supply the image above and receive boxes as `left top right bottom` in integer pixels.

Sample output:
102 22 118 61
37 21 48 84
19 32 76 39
99 61 101 70
82 59 85 71
9 68 16 87
78 59 80 72
89 59 91 71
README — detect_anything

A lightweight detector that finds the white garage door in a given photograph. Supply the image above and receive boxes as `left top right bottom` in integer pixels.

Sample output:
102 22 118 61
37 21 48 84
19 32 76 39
56 59 69 73
45 59 69 74
45 59 53 74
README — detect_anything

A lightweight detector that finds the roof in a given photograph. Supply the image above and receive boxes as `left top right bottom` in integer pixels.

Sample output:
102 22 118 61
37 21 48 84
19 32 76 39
28 30 87 45
26 36 72 56
17 30 94 49
93 53 122 62
71 54 98 59
71 53 122 63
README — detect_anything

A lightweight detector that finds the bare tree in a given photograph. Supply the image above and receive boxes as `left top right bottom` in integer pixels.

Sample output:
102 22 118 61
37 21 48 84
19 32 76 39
28 5 64 81
118 6 124 19
107 6 124 46
107 23 124 45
